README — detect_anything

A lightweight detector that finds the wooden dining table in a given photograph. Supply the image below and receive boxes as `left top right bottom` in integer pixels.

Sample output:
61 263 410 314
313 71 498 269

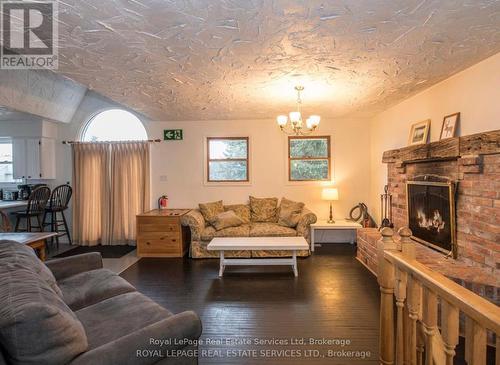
0 232 58 261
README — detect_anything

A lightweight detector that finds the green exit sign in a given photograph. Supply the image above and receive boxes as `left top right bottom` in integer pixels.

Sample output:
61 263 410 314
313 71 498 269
164 129 183 141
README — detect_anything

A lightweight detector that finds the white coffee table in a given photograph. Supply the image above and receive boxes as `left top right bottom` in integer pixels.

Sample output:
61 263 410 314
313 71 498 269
310 220 362 252
207 237 309 277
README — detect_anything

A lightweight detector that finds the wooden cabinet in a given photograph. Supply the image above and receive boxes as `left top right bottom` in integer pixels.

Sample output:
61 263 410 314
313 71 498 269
136 209 191 258
12 137 56 180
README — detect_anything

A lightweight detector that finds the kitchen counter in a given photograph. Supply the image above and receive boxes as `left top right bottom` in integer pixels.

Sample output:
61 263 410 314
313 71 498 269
0 200 28 210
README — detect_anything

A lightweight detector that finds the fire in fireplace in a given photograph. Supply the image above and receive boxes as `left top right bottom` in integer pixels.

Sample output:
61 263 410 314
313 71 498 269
406 180 456 257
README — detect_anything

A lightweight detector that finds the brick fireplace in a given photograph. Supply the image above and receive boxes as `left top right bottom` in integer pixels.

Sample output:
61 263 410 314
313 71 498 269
386 131 499 272
358 129 499 303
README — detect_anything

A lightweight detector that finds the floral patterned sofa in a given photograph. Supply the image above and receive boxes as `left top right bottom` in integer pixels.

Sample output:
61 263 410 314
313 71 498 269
181 197 317 258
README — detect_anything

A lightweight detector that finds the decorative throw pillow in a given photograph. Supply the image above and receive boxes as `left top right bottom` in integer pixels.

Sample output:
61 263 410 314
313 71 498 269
278 198 305 228
249 196 279 222
199 200 224 224
224 204 251 223
211 211 245 231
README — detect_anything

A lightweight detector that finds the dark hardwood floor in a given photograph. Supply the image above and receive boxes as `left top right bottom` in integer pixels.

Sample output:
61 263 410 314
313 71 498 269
121 244 380 364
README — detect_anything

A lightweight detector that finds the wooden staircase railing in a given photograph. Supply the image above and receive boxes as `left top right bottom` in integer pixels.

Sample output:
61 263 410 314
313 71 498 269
377 227 500 365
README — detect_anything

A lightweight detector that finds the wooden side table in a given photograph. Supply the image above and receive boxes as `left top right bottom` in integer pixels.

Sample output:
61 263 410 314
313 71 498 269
310 220 363 252
0 232 58 261
136 209 191 258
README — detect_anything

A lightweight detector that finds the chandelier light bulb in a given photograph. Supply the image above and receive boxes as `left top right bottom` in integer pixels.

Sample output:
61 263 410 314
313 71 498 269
277 115 288 126
309 115 321 126
306 118 314 129
289 111 301 124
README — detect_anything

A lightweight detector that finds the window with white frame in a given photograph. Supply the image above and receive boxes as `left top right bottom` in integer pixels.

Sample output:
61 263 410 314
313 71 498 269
207 137 249 182
0 140 15 183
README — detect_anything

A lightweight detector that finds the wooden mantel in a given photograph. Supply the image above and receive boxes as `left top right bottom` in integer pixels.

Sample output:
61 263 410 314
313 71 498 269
382 129 500 164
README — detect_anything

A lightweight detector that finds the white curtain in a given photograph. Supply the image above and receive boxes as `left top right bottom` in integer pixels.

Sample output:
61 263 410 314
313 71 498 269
72 142 150 246
110 142 150 245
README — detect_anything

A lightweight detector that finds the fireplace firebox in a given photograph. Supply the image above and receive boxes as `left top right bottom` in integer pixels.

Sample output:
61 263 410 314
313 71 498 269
406 180 456 258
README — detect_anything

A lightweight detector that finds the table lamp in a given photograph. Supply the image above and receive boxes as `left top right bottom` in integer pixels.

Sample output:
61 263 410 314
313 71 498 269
322 187 339 224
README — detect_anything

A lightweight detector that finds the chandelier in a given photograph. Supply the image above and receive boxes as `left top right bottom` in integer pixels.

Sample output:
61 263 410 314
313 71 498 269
276 85 320 136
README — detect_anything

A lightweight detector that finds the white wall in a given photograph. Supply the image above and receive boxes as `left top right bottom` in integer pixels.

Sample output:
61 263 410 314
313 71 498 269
147 118 372 221
370 52 500 223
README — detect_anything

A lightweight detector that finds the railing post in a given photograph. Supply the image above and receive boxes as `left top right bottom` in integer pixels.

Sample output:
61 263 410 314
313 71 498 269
422 287 438 365
441 300 459 365
395 268 407 365
465 317 487 365
377 227 397 365
397 227 414 365
398 227 415 260
407 276 422 365
416 324 425 365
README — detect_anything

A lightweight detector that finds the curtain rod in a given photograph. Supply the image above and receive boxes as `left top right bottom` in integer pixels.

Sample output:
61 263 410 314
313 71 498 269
62 139 161 144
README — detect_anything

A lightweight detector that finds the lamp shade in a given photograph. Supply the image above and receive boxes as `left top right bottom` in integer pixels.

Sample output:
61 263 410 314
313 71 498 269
277 115 288 126
322 187 339 201
289 111 301 124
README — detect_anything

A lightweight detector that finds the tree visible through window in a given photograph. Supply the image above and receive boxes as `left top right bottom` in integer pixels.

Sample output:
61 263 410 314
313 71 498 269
207 137 249 182
81 109 148 142
288 136 331 181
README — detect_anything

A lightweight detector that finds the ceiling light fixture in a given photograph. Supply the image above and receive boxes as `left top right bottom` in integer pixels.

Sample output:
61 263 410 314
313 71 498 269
276 85 320 136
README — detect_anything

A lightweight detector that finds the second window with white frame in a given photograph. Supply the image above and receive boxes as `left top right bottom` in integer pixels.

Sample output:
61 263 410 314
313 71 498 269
288 136 331 181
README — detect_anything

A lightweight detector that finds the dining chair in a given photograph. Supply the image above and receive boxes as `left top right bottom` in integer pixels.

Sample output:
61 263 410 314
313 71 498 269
42 184 73 248
13 186 51 232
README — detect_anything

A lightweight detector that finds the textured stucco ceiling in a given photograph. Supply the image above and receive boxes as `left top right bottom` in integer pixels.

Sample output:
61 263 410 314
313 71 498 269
56 0 500 121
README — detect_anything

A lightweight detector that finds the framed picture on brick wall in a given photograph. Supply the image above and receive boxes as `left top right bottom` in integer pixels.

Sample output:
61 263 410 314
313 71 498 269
440 112 460 140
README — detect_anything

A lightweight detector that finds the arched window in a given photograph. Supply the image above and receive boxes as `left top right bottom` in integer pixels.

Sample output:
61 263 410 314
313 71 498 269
81 109 147 142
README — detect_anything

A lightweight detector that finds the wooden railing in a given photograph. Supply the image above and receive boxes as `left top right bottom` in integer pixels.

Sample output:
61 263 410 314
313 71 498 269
377 227 500 365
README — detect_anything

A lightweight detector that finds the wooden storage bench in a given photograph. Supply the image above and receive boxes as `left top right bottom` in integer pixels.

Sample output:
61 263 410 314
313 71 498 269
136 209 190 257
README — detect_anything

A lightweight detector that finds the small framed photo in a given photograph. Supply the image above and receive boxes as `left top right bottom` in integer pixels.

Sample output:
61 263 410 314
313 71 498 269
440 112 460 140
408 119 431 146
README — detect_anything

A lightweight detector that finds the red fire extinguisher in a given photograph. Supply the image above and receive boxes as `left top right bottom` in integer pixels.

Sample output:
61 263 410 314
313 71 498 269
158 195 169 210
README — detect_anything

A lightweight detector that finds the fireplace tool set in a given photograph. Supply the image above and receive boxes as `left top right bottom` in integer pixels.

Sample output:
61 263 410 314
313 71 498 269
380 185 394 229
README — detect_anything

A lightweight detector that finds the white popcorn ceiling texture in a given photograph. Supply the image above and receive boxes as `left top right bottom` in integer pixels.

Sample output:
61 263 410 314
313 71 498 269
57 0 500 121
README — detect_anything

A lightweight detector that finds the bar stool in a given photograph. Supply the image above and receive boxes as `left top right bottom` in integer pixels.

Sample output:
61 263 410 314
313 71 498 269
13 186 51 232
42 184 72 248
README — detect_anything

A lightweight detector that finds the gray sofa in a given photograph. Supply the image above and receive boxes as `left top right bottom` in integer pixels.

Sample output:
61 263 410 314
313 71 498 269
0 241 202 365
